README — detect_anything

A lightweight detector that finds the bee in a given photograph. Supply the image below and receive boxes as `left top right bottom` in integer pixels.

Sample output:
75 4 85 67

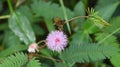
53 17 65 31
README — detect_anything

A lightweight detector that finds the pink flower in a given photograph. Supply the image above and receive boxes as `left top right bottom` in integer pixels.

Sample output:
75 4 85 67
46 30 68 52
28 43 39 53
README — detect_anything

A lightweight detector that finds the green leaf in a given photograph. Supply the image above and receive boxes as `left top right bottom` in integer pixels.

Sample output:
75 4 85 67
96 2 120 21
70 31 91 45
0 52 28 67
96 33 119 47
27 58 41 67
32 24 45 35
17 6 34 22
31 0 73 32
110 53 120 67
0 52 41 67
60 43 119 64
41 63 49 67
40 48 58 57
31 0 73 19
104 16 120 33
74 1 85 23
55 62 69 67
40 48 53 57
83 20 99 33
44 18 55 32
95 0 118 10
3 30 21 48
8 12 36 45
0 45 28 59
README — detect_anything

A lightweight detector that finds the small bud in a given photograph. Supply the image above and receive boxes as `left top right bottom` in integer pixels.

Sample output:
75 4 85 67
28 43 39 53
87 8 110 29
89 15 110 28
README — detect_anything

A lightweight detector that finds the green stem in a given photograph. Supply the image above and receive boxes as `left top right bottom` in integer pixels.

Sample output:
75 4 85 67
7 0 14 14
37 40 46 45
67 16 89 22
98 27 120 45
0 15 10 19
59 0 71 34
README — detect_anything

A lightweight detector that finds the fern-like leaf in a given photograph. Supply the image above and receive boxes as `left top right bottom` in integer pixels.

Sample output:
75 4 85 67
70 31 91 45
110 53 120 67
60 43 119 64
96 33 119 47
55 62 69 67
0 45 28 59
27 58 41 67
0 52 28 67
104 16 120 33
0 52 41 67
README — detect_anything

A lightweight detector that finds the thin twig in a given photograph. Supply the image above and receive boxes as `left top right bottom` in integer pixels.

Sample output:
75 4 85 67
38 44 46 50
37 40 46 45
67 16 89 22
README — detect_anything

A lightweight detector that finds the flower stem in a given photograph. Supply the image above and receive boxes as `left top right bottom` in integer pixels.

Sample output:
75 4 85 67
7 0 14 14
37 40 46 45
98 27 120 45
67 16 89 22
0 15 10 19
38 44 46 50
37 40 46 50
59 0 71 34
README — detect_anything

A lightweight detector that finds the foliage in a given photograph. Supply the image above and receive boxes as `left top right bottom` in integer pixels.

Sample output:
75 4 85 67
0 0 120 67
9 12 36 45
110 53 120 67
104 17 120 33
0 45 27 59
27 57 41 67
0 52 41 67
55 62 68 67
60 43 119 65
31 0 73 19
96 2 119 21
0 52 28 67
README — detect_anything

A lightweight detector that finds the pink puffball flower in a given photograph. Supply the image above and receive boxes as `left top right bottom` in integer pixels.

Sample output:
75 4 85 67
46 30 68 52
28 43 39 53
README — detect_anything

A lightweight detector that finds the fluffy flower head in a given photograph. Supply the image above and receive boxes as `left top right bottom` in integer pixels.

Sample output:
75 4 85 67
46 30 67 52
28 43 38 53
